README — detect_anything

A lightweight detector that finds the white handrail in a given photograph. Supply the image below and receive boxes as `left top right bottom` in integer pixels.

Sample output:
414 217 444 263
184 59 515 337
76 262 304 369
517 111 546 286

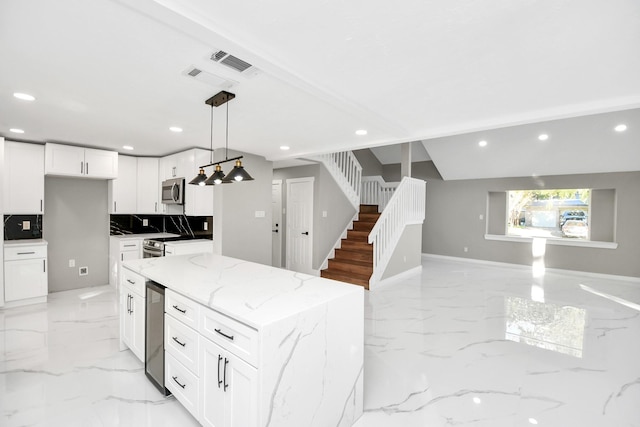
314 152 362 209
361 176 400 212
368 177 426 286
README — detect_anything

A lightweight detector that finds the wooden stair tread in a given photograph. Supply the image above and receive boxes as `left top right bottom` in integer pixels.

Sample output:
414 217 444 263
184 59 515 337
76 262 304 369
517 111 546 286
321 271 369 288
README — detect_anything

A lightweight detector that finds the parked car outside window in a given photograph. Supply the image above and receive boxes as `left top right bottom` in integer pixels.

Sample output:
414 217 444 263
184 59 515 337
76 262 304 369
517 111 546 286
562 220 589 238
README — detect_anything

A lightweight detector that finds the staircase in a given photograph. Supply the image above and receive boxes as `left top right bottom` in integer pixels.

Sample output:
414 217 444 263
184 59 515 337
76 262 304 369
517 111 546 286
320 205 379 289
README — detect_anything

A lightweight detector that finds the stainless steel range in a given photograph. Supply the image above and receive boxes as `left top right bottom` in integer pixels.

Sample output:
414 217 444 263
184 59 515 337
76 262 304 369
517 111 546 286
142 237 192 258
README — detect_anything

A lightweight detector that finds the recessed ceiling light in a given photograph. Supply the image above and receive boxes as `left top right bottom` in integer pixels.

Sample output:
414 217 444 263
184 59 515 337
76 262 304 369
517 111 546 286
614 124 627 132
538 134 549 141
9 128 25 134
478 140 488 147
355 129 368 136
528 418 538 425
280 145 290 151
169 126 183 133
472 397 482 404
122 145 134 151
13 92 35 101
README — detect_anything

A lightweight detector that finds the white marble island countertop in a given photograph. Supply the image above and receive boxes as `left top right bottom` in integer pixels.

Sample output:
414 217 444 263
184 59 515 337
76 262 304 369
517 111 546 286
123 252 363 328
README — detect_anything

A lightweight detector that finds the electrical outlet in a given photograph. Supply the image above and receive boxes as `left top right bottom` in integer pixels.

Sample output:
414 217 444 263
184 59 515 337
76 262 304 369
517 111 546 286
322 211 327 218
255 211 265 218
79 266 89 276
142 218 149 226
464 247 469 253
479 214 484 220
22 220 31 231
204 222 208 231
69 259 75 268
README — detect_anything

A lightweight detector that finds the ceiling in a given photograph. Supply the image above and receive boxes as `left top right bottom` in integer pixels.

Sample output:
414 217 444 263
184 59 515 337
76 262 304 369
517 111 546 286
1 0 639 179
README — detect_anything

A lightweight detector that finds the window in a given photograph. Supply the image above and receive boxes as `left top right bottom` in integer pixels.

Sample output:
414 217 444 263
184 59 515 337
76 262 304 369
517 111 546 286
507 189 590 240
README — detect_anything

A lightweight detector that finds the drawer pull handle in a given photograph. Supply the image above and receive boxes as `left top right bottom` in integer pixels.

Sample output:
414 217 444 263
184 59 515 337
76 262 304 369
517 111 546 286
17 251 36 255
172 376 186 389
123 244 136 247
172 305 186 314
215 328 234 341
172 336 186 347
127 279 135 284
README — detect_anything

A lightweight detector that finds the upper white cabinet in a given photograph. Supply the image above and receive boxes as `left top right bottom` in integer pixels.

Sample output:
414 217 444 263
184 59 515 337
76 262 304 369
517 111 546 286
3 142 44 214
45 143 118 179
137 157 160 214
108 155 137 214
160 149 213 216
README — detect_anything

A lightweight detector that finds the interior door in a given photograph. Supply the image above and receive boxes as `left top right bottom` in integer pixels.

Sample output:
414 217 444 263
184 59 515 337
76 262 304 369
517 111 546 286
286 177 314 274
271 180 283 268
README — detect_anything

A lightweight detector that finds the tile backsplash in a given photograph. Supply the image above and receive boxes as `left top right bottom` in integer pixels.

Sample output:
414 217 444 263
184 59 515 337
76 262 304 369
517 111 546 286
4 214 43 240
110 214 213 238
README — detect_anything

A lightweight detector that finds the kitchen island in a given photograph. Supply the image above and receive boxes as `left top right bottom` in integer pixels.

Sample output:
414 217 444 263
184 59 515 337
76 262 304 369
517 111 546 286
122 252 363 427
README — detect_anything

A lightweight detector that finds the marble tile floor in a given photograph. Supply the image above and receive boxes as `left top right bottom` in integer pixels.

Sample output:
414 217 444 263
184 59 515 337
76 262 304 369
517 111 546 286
1 257 639 426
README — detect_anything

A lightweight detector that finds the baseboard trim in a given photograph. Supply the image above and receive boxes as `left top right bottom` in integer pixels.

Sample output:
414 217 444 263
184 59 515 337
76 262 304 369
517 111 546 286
421 253 640 283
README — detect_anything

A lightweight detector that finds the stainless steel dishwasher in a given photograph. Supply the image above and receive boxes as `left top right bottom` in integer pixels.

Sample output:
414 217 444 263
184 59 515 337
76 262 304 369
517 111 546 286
145 281 171 396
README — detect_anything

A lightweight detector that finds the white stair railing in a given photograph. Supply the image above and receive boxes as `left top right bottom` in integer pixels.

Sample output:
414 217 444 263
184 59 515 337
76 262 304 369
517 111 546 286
361 176 399 212
368 177 426 286
314 151 362 209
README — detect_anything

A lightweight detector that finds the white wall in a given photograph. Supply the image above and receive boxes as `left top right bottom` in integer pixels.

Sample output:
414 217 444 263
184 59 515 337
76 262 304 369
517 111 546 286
0 137 4 306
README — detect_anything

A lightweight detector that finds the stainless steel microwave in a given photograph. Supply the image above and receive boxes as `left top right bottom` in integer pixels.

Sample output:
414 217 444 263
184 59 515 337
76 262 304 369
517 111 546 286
161 178 184 205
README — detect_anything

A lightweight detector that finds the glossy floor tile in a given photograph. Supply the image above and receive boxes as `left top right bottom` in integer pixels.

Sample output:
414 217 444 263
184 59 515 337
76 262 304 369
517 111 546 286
1 257 639 426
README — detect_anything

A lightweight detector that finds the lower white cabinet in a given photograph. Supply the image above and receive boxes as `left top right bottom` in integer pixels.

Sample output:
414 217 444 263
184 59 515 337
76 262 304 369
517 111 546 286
109 237 142 287
3 241 48 305
199 337 258 427
165 289 257 426
121 269 145 362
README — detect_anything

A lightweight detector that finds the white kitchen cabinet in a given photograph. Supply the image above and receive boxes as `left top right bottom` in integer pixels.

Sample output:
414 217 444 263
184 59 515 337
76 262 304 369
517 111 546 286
3 142 45 214
3 241 48 306
121 268 145 362
137 157 160 214
108 237 142 287
45 143 118 179
159 149 213 215
200 337 258 427
108 155 137 214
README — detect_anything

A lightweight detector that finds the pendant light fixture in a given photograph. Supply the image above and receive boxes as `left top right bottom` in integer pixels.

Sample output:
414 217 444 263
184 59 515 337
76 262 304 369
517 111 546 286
189 91 254 186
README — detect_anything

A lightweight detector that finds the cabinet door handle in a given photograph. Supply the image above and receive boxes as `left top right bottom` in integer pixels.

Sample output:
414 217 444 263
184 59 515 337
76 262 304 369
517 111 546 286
172 376 186 389
172 305 186 314
81 161 84 174
86 162 89 175
172 336 186 347
17 251 36 255
223 358 229 391
114 201 117 212
215 328 234 341
155 202 158 212
43 259 46 273
40 199 43 212
217 354 223 388
126 293 130 314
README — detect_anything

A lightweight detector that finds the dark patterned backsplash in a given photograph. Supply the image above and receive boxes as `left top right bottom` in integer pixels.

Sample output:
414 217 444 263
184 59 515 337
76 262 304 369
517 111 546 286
4 215 43 240
110 214 213 239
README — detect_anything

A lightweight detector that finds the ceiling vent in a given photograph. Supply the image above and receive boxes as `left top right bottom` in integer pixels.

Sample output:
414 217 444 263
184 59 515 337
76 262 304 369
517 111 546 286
210 50 253 73
184 66 235 89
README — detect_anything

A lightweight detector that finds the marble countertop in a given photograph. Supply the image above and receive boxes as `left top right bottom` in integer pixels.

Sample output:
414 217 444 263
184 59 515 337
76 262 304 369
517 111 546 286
163 239 212 246
109 233 179 240
123 253 362 329
4 239 48 247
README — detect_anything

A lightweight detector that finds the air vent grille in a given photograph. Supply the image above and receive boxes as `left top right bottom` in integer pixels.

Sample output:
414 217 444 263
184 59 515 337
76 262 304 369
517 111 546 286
210 50 253 73
188 67 202 77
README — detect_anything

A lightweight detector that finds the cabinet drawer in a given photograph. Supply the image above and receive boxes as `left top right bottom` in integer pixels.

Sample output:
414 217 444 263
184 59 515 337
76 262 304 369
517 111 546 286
166 290 200 329
121 268 146 296
4 245 47 261
165 352 199 420
165 315 200 374
199 308 259 367
119 240 141 252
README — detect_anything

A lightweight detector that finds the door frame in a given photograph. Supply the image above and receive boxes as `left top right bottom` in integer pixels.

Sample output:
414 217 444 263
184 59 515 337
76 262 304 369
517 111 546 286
285 177 314 274
271 179 283 268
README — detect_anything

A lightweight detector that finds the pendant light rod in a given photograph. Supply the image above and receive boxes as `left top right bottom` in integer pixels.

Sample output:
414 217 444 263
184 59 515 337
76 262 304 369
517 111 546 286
198 155 243 170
